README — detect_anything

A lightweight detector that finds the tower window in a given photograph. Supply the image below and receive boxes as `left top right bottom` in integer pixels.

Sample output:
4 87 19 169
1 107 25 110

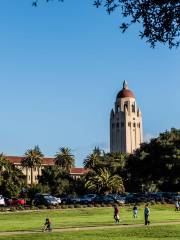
132 105 135 112
128 122 131 127
133 123 136 127
121 122 124 127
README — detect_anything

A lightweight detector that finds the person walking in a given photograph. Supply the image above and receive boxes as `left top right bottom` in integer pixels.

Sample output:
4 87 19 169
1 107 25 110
133 204 138 218
175 200 180 211
113 205 120 223
144 204 150 225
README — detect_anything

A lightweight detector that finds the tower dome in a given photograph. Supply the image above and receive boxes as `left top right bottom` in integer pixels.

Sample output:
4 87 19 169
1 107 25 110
116 81 135 99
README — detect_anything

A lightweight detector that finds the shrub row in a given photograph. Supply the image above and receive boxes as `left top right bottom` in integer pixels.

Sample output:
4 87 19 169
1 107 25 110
0 201 170 212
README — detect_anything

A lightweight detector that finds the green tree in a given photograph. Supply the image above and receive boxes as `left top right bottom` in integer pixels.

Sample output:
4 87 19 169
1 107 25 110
83 153 101 170
0 154 25 197
104 152 127 175
32 0 180 48
0 166 25 197
55 147 75 172
21 145 44 185
126 128 180 192
85 168 124 194
39 166 72 195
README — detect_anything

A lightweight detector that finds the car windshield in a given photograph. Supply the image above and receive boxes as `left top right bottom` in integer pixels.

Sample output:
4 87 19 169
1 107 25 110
44 195 55 200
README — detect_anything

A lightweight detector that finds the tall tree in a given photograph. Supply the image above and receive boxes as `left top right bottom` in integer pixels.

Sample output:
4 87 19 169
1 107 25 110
85 168 124 194
21 145 44 185
39 166 72 195
55 147 75 172
32 0 180 48
83 153 101 170
104 152 127 175
0 153 10 173
0 166 25 197
0 154 25 197
126 128 180 192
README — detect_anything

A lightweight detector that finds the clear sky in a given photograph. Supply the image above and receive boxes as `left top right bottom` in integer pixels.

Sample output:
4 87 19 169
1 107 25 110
1 0 180 166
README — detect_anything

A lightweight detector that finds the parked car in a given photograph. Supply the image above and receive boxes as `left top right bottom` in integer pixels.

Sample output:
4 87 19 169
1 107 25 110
0 195 5 206
33 194 59 206
80 194 97 204
53 196 61 204
4 198 26 206
68 196 81 204
93 195 117 204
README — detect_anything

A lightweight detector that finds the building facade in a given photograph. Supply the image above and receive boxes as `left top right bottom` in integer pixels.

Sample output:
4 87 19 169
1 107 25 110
7 156 88 185
110 81 143 153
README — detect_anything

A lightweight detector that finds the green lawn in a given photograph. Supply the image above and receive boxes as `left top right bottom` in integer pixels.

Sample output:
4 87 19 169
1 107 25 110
0 204 179 232
0 225 180 240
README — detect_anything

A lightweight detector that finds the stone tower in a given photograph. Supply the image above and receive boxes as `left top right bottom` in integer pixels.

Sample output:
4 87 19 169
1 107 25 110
110 81 143 153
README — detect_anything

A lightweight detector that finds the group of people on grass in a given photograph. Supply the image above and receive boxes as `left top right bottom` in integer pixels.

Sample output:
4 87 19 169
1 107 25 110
43 204 151 232
113 204 150 225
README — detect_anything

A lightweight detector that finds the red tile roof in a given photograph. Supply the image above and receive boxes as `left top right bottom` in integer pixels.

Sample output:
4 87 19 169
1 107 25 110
6 156 87 175
70 167 89 175
7 156 54 165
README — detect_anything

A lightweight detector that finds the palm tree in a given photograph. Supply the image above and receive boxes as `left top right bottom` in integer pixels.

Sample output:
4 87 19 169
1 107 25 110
21 145 44 185
0 153 10 172
55 147 75 172
105 152 127 174
83 153 100 170
85 168 124 194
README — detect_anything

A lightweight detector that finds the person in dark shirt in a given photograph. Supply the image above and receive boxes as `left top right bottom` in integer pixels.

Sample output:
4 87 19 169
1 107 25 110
43 218 52 232
144 204 150 225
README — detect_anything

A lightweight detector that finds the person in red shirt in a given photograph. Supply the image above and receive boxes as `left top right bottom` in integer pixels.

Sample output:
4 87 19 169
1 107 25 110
113 205 120 223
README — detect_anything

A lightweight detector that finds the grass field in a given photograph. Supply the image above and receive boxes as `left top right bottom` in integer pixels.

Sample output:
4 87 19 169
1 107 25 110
0 205 180 239
0 225 180 240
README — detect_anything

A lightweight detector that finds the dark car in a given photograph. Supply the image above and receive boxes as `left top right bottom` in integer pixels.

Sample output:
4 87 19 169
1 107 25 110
33 194 59 206
94 195 117 204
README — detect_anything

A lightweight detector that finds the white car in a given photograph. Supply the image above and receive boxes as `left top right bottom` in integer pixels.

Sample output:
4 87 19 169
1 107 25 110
0 195 5 206
54 196 61 204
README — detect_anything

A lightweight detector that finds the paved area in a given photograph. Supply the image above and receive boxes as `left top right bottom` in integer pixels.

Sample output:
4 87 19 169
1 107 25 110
0 221 180 236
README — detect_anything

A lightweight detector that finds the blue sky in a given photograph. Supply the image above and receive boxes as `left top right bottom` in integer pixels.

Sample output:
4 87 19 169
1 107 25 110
0 0 179 166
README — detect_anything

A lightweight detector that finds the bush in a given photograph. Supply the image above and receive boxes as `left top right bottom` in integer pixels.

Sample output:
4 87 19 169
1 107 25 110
101 203 106 207
87 204 94 208
37 205 47 209
107 203 113 207
0 208 7 212
61 205 68 209
94 204 101 208
74 204 81 208
68 205 74 208
30 205 38 210
47 205 56 209
9 207 16 212
24 206 31 210
16 205 25 211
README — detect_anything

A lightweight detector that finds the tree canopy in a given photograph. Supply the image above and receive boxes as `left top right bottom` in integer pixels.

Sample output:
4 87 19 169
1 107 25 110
55 147 75 172
32 0 180 48
126 128 180 192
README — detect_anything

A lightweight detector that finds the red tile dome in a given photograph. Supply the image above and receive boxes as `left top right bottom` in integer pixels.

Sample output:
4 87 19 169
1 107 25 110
116 81 135 99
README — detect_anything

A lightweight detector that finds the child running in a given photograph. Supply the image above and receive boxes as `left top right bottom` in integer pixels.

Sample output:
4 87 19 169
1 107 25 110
133 204 138 218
